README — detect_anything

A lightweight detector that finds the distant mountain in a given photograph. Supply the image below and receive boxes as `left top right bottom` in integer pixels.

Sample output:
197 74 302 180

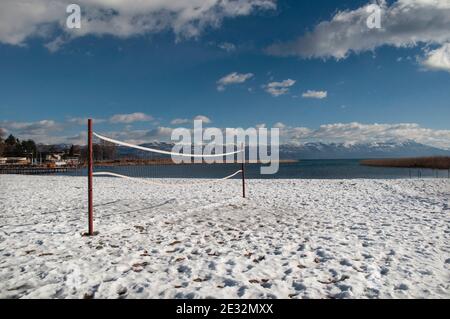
37 143 72 153
279 141 450 159
103 140 450 160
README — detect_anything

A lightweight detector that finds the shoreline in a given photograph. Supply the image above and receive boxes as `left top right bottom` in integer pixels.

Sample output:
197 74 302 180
92 159 299 167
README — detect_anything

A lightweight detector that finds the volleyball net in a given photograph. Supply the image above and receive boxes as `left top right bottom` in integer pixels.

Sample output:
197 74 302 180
85 119 246 235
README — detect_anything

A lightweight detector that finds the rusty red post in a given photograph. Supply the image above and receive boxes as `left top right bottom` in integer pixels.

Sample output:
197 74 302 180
87 119 94 235
241 143 246 198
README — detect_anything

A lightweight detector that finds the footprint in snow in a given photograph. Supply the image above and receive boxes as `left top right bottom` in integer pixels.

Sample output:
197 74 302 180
223 278 239 287
292 281 307 291
380 267 389 275
395 283 409 291
340 259 353 267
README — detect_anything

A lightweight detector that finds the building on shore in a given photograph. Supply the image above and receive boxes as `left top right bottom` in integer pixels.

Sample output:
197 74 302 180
64 157 80 166
0 157 31 165
45 153 65 163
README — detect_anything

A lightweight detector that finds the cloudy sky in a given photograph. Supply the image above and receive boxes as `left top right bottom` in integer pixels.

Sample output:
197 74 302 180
0 0 449 148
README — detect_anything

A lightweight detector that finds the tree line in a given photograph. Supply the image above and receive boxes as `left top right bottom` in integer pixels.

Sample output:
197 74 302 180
79 141 117 162
0 131 37 158
0 129 117 162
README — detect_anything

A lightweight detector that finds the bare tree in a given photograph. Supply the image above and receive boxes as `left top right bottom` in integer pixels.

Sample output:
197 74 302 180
78 141 117 163
0 128 5 156
100 140 117 160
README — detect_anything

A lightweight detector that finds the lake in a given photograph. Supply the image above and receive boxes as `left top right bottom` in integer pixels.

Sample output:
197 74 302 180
64 159 450 179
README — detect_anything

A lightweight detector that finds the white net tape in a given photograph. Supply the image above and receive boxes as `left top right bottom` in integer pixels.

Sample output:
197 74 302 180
92 132 244 186
93 132 243 158
93 170 243 186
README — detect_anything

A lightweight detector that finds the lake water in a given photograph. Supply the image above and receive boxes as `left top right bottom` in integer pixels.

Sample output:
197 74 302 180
64 159 450 179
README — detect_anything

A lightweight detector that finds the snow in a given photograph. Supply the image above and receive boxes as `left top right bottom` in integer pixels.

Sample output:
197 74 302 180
0 175 449 299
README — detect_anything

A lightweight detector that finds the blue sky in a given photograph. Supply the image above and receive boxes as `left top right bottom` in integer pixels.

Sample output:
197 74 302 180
0 0 449 148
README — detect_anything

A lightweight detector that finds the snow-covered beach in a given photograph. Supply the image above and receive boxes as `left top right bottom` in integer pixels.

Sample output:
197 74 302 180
0 175 449 299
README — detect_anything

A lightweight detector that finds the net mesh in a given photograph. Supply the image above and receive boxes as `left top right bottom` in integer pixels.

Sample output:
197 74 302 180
83 132 245 187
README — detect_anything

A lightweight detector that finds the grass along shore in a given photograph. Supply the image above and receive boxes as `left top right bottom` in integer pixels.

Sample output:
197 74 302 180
361 157 450 170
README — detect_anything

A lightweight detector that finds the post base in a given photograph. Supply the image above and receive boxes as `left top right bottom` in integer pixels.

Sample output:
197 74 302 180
81 231 99 237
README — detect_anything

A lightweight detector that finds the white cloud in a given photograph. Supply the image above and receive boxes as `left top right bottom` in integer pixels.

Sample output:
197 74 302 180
265 79 296 97
0 118 175 145
217 72 254 91
302 90 328 99
44 35 67 53
170 118 191 125
1 120 61 136
266 0 450 63
273 122 286 129
0 127 8 137
96 127 174 145
277 122 450 150
3 118 450 149
66 131 87 145
218 42 236 52
171 115 212 125
421 43 450 73
0 119 65 144
110 112 153 124
193 115 212 124
146 127 174 140
0 0 276 48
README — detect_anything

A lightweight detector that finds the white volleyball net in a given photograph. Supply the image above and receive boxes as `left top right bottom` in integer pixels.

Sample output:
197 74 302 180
88 132 245 189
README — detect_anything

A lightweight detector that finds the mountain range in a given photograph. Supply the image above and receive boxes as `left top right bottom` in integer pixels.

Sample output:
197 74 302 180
42 140 450 160
278 141 450 159
131 140 450 160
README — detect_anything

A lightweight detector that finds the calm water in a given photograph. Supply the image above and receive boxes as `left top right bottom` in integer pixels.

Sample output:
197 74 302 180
64 159 450 179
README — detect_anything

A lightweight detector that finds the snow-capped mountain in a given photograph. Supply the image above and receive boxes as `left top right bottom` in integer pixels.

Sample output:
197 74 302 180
116 140 450 160
279 141 450 159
